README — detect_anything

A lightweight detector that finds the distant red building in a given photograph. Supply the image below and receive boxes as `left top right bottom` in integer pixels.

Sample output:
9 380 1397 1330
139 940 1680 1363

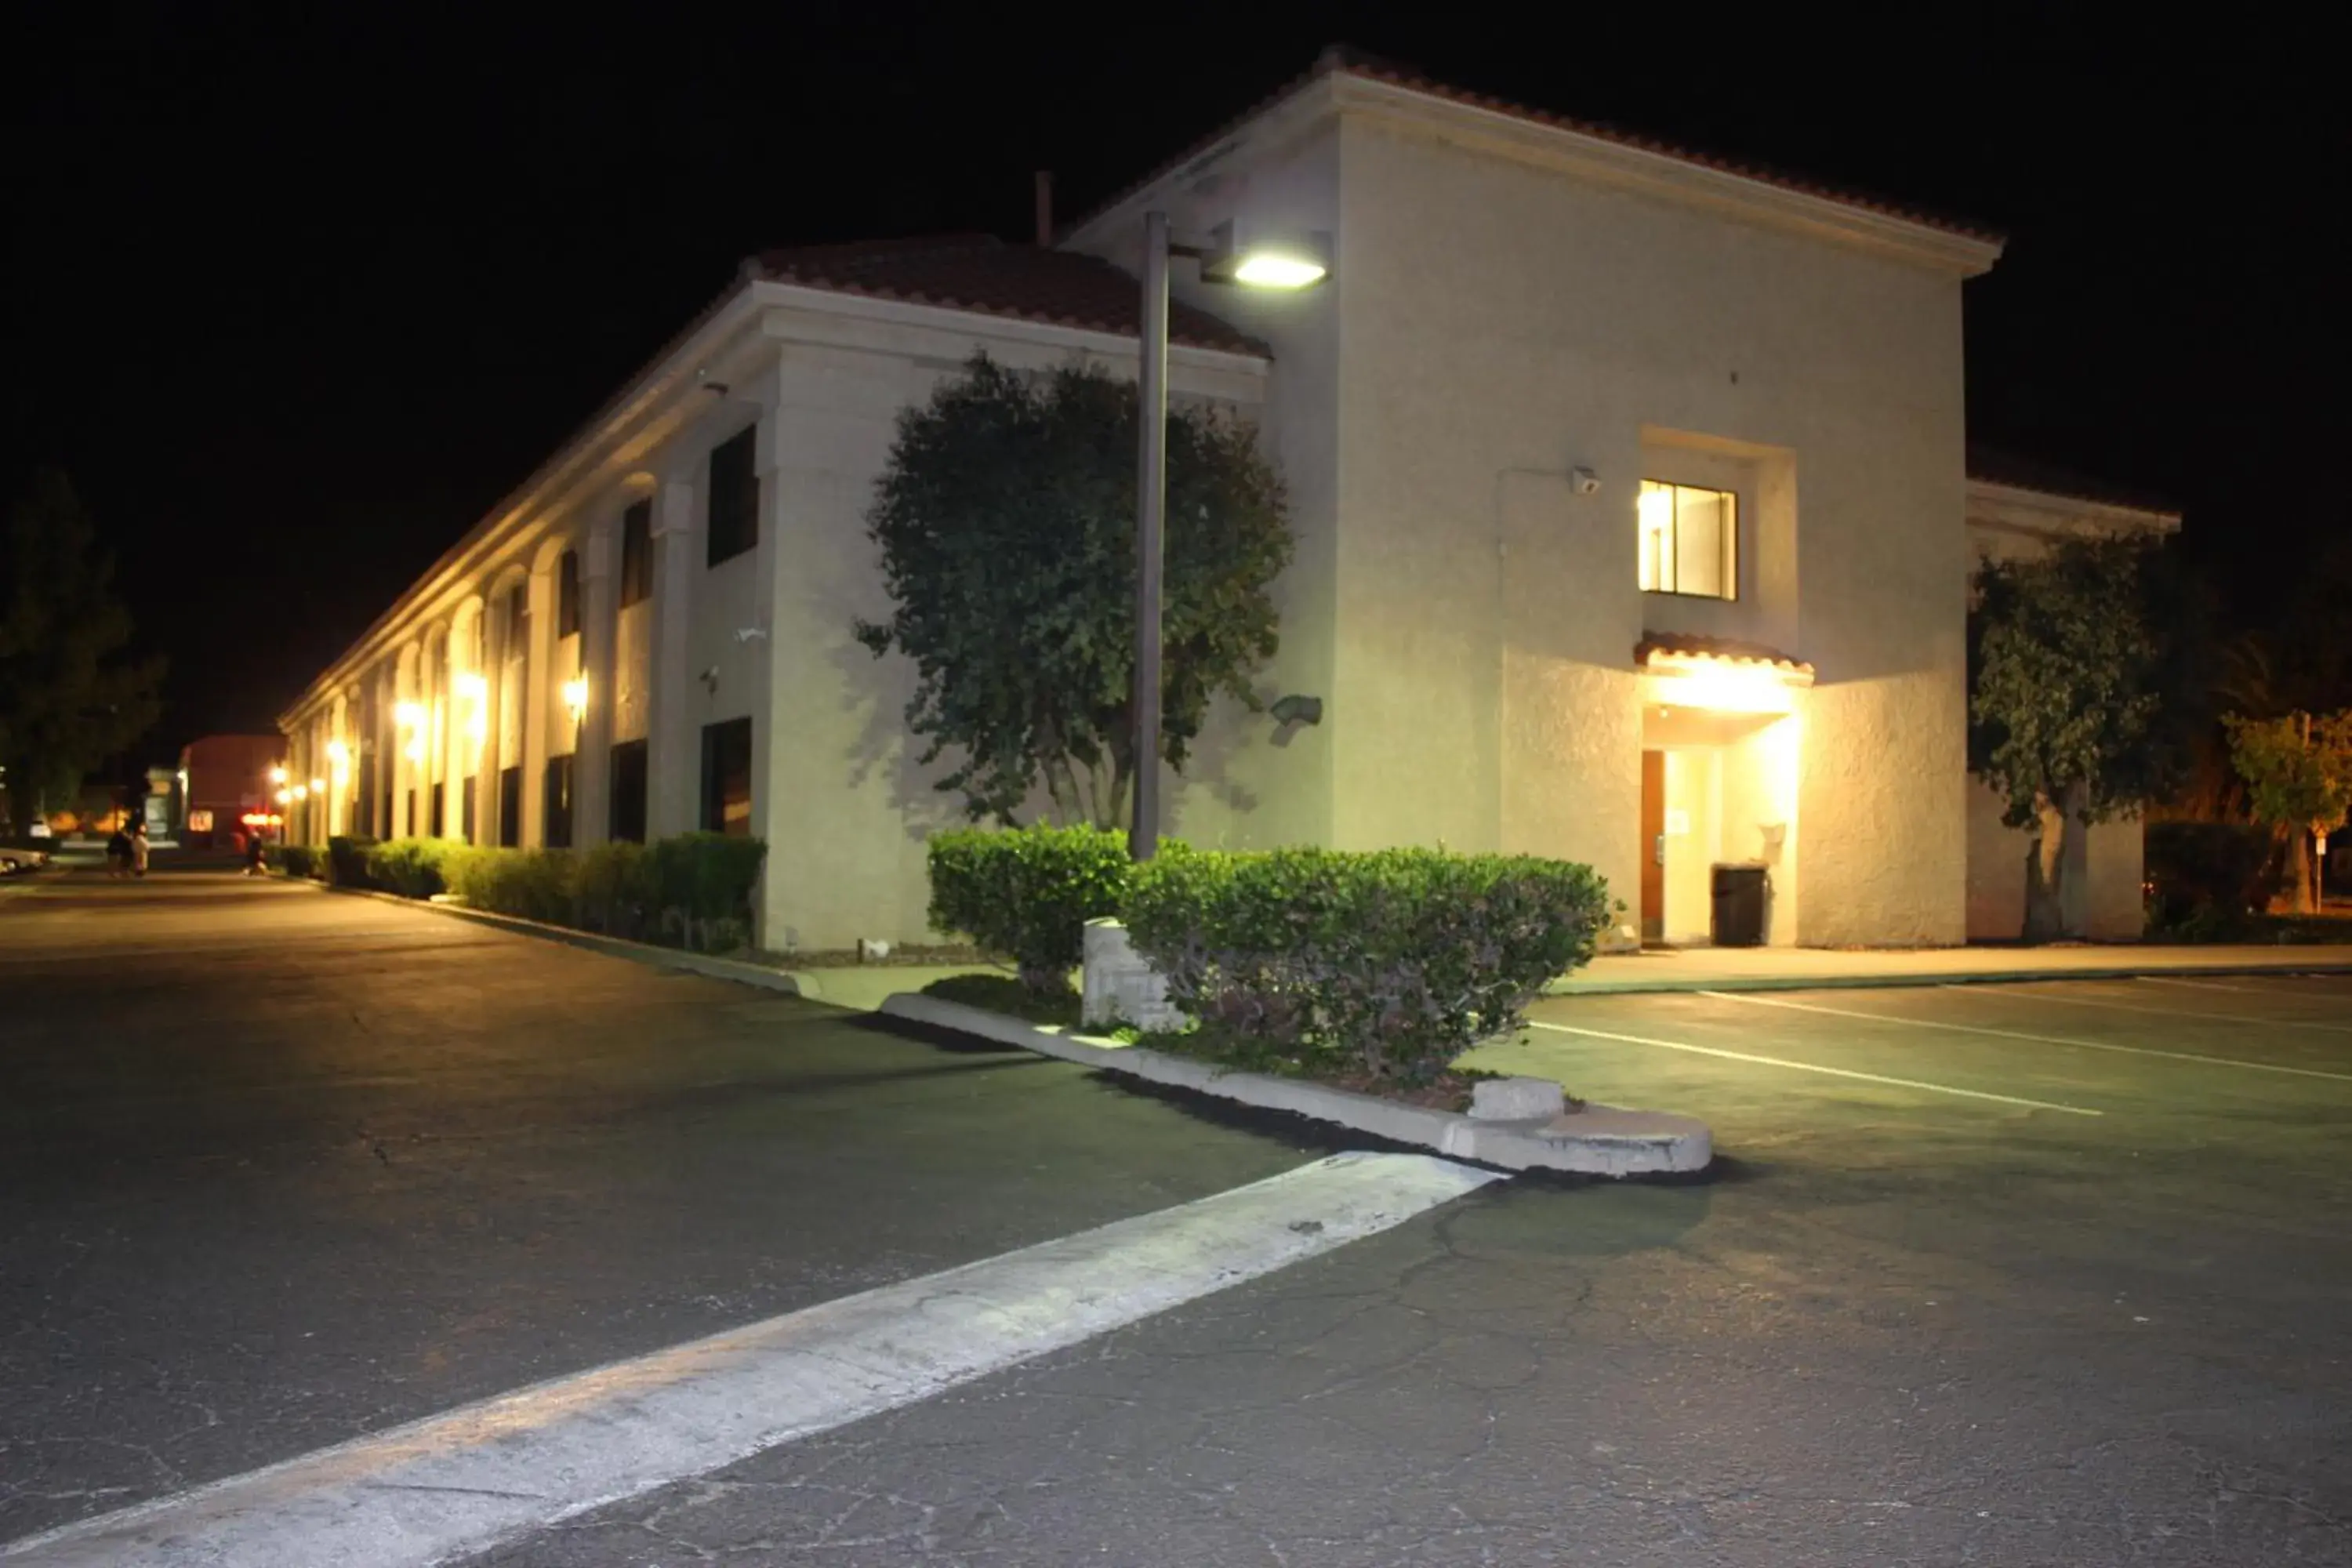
178 735 285 846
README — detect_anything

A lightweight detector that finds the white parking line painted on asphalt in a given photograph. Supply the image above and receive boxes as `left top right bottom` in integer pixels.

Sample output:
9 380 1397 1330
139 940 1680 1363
1706 990 2352 1085
1523 1018 2101 1116
0 1152 1499 1568
1969 985 2352 1036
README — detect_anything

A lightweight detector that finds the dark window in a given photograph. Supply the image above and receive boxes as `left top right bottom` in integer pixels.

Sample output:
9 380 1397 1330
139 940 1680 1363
543 755 575 848
608 739 649 843
430 783 445 839
383 791 394 840
700 717 753 836
405 789 418 838
706 428 758 566
557 550 581 638
506 583 529 652
498 767 521 848
619 500 653 606
462 775 477 842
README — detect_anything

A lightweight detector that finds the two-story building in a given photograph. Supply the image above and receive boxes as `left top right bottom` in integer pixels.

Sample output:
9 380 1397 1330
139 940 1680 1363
278 50 2164 953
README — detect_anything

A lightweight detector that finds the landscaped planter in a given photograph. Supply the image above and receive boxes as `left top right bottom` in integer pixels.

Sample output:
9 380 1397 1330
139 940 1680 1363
877 991 1711 1178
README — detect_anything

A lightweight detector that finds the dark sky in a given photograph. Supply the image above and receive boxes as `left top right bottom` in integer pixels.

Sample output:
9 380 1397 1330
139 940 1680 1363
7 6 2342 757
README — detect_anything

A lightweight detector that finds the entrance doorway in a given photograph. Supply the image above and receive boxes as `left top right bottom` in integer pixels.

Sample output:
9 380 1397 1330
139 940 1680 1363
1639 750 1665 943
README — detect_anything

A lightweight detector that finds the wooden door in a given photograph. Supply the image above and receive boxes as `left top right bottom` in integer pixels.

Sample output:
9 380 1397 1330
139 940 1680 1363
1639 750 1665 942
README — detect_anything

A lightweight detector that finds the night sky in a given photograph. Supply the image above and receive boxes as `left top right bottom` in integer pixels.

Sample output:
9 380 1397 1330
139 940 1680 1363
8 7 2341 758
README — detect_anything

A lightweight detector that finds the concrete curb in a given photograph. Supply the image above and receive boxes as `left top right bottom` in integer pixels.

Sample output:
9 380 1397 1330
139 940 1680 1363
299 880 808 997
877 993 1712 1178
1548 959 2352 996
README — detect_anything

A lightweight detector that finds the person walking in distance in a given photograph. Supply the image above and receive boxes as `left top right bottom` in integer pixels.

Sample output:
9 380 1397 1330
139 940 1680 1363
129 818 151 877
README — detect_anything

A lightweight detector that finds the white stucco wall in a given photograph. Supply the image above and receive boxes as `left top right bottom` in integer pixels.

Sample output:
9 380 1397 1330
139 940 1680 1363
1301 113 1969 942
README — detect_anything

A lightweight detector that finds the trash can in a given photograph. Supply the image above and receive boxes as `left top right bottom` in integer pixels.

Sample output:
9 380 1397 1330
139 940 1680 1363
1711 863 1769 947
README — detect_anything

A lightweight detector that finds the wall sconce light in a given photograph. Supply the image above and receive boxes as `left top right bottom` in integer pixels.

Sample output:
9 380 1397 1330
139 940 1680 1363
268 764 289 786
310 778 326 793
562 677 589 724
292 784 309 802
394 700 425 730
1269 694 1323 727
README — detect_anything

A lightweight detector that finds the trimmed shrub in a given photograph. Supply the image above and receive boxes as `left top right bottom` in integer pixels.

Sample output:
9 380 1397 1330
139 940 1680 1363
325 835 379 888
644 833 766 952
1123 846 1612 1087
364 837 471 899
445 846 575 925
574 840 656 940
927 825 1131 995
278 844 325 880
2144 822 2285 927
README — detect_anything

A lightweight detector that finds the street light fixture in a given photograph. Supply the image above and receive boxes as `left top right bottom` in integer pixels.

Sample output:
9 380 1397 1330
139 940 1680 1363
1129 213 1329 861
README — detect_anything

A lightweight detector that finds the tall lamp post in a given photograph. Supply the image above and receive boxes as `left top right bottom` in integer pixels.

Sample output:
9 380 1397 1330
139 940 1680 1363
1129 213 1327 861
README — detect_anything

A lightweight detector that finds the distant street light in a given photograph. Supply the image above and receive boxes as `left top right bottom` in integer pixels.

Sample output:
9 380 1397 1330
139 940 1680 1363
1129 216 1327 861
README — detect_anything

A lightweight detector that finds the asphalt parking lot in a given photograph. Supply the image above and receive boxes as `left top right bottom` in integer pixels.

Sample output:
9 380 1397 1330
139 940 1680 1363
5 871 2350 1566
477 972 2352 1567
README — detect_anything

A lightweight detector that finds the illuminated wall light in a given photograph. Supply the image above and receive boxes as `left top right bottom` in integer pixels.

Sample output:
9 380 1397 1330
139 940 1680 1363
454 671 488 699
310 777 326 793
1651 658 1800 716
1231 251 1327 289
268 764 289 786
562 677 588 724
274 788 292 804
326 739 350 768
292 784 309 801
405 739 425 763
394 700 425 729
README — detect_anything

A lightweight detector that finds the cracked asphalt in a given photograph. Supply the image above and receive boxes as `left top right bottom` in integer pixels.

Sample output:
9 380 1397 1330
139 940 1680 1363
7 871 2351 1565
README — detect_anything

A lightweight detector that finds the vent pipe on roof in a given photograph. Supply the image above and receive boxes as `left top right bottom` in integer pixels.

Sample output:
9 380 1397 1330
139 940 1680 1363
1034 170 1054 249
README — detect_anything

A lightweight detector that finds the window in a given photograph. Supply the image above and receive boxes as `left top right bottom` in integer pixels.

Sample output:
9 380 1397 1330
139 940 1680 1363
619 500 653 606
462 775 477 842
498 767 522 848
706 427 758 566
506 582 529 652
1637 480 1738 600
557 550 581 638
608 739 648 843
405 789 419 838
430 783 445 839
543 754 575 848
700 717 753 837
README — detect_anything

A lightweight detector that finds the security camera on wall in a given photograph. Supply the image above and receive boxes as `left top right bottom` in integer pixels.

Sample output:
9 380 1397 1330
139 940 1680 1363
1570 466 1602 495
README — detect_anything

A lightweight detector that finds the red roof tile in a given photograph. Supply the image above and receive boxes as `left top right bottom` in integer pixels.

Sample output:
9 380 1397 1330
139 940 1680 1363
752 234 1269 357
1078 46 2003 249
1635 632 1814 677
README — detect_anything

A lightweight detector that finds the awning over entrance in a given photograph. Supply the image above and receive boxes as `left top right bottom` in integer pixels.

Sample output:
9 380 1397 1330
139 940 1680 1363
1635 632 1813 735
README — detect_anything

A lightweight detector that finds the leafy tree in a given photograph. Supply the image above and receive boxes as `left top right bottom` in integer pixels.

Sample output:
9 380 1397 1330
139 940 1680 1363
857 354 1291 829
0 470 165 829
1969 535 2167 942
2223 710 2352 914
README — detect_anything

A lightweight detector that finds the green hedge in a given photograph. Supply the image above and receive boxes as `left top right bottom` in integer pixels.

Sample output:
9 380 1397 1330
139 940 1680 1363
325 835 379 887
363 837 470 899
444 846 575 926
390 833 768 952
278 844 325 880
1123 846 1612 1086
927 825 1131 995
645 833 768 951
